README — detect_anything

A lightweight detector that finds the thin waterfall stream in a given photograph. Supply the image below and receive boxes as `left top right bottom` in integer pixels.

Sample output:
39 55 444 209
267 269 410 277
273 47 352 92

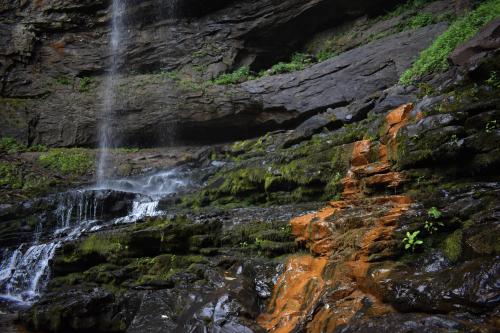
0 1 189 306
97 0 125 185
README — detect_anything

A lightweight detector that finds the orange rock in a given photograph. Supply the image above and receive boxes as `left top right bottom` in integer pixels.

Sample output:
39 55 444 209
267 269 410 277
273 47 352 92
386 103 413 126
257 255 328 333
350 140 371 167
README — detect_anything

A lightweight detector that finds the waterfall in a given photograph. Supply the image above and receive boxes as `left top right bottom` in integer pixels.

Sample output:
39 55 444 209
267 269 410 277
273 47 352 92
97 0 126 185
0 171 188 304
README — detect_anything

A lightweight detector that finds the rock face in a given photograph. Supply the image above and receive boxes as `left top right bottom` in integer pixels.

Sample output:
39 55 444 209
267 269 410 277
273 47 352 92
0 0 445 147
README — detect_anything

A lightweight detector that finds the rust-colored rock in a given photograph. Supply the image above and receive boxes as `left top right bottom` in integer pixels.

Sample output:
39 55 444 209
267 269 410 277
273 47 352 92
259 104 417 332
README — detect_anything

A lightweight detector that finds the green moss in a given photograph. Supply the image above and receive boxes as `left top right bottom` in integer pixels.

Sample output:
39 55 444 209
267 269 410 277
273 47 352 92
79 234 125 257
442 229 463 262
39 148 94 175
400 0 500 84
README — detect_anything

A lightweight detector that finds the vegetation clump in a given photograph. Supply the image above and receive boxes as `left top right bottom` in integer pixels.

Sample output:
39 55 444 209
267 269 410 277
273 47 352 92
39 148 94 175
400 0 500 84
0 137 47 154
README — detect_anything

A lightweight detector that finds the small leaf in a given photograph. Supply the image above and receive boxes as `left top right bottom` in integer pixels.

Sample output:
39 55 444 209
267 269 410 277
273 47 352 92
405 244 411 249
415 240 423 245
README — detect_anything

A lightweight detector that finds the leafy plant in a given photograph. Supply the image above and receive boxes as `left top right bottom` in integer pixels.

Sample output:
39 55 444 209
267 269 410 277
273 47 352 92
424 206 444 234
79 77 93 92
0 137 47 154
428 206 442 219
486 71 500 88
266 53 313 75
212 66 252 85
486 120 497 133
55 75 72 85
403 230 424 252
400 0 500 85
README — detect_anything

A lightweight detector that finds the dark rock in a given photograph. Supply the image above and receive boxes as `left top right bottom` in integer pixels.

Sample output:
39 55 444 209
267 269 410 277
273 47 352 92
336 313 470 333
450 18 500 73
0 21 446 147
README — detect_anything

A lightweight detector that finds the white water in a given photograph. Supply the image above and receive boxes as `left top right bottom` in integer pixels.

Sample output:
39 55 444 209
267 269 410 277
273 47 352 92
97 0 126 185
0 169 188 304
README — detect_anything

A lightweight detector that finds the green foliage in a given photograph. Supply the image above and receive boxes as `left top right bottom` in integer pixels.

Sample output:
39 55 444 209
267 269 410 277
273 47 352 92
55 75 71 85
400 0 500 85
485 120 497 133
0 162 22 189
0 137 47 154
382 0 434 19
0 137 25 154
486 71 500 88
266 53 313 75
212 66 252 85
408 12 435 29
78 77 93 92
39 148 94 175
403 230 424 252
427 206 442 219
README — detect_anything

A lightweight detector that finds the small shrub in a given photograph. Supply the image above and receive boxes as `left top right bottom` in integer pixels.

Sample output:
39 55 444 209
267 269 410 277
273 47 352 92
485 120 497 133
79 77 93 92
55 75 71 85
267 53 313 75
213 66 252 85
400 0 500 85
0 162 23 189
403 230 424 252
486 71 500 88
0 137 25 154
39 148 94 175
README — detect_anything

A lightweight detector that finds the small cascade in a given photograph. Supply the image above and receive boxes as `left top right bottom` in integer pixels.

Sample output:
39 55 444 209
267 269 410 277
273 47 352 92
114 200 160 224
0 168 189 304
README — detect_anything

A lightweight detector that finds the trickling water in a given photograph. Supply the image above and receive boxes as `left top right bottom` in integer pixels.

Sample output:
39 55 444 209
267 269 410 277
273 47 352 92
0 169 188 304
97 0 127 184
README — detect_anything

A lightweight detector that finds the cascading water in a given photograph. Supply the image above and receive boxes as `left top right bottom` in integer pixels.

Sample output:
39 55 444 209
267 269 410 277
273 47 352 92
0 0 190 307
0 171 189 304
97 0 126 185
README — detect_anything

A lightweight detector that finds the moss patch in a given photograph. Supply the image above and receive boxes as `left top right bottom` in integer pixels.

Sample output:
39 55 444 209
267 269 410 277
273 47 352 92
442 229 463 262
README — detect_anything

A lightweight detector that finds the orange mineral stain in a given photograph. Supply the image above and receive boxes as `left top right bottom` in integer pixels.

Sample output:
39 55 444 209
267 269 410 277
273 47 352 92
258 104 416 332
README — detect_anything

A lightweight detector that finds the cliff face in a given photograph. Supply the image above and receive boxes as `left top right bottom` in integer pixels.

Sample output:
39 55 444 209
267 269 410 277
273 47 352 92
1 0 403 147
1 1 500 333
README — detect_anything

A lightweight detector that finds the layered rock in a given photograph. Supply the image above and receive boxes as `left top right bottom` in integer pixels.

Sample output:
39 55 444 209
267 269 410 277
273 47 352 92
0 0 446 147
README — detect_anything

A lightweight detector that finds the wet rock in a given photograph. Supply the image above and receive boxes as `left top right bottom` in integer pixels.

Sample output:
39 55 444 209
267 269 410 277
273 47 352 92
450 18 500 73
336 313 469 333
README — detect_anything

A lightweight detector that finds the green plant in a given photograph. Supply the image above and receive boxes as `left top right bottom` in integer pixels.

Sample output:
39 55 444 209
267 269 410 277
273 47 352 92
39 148 94 175
400 0 500 85
213 66 252 85
486 71 500 88
0 137 24 154
427 206 441 219
267 53 313 75
408 12 435 29
403 230 424 251
79 77 93 92
424 206 444 234
55 75 72 85
486 120 497 133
